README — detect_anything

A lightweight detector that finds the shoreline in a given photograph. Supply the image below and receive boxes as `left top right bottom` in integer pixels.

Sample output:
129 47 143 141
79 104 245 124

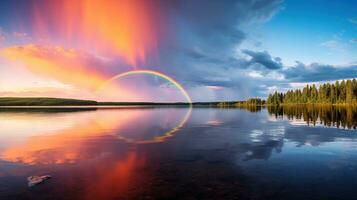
1 104 356 108
0 97 356 107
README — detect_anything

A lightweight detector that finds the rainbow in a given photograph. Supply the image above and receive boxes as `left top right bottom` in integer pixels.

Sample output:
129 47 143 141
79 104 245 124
97 69 193 144
98 69 192 103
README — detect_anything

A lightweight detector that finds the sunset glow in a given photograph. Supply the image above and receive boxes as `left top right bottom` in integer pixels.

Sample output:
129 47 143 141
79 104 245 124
2 44 107 90
0 0 356 101
30 0 160 65
0 0 178 101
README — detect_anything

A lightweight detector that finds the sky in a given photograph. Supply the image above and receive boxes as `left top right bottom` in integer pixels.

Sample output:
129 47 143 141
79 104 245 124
0 0 356 102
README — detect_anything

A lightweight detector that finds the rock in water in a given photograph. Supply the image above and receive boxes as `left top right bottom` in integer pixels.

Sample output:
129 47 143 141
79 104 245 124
27 175 51 187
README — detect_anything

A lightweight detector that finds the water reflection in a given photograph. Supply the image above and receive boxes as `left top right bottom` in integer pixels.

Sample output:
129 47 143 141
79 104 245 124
0 108 189 165
0 107 357 199
267 105 357 129
238 105 263 112
82 152 147 200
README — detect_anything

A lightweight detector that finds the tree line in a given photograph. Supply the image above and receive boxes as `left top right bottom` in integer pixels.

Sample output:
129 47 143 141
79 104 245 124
267 79 357 105
217 98 266 107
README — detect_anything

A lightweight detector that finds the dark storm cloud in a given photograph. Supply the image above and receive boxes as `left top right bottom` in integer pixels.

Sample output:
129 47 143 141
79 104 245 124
242 49 283 69
158 0 355 100
283 62 357 82
146 0 284 100
151 0 355 99
171 0 282 55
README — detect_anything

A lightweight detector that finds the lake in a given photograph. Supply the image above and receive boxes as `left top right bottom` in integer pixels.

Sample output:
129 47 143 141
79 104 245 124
0 106 356 200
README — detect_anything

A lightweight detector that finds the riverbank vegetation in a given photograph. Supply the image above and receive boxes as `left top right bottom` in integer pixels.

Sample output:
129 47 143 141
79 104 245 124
267 79 357 105
217 98 265 108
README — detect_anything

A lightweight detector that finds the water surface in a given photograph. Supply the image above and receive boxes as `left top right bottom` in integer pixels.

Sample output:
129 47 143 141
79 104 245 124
0 106 356 200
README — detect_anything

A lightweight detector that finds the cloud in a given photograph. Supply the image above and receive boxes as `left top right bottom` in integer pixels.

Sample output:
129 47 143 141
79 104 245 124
0 29 5 44
167 0 282 58
282 62 357 82
242 49 283 69
320 39 348 51
348 18 357 24
0 44 199 102
157 1 354 99
248 71 264 78
155 0 283 99
12 31 28 38
0 34 4 44
0 0 285 101
205 85 224 90
1 44 114 90
6 0 166 66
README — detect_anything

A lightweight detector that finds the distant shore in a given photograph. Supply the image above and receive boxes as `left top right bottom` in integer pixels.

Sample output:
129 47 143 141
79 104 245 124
0 97 356 107
0 97 211 107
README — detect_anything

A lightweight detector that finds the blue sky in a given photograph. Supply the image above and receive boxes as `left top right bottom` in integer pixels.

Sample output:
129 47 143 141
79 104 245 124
260 0 357 65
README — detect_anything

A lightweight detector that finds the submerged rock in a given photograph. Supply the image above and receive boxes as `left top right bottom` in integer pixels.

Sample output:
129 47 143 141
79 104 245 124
27 175 51 187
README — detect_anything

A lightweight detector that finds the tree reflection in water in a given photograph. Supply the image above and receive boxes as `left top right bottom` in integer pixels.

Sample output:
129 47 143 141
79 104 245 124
267 105 357 129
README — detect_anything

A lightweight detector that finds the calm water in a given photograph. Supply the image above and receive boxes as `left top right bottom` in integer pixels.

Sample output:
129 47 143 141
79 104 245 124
0 106 357 200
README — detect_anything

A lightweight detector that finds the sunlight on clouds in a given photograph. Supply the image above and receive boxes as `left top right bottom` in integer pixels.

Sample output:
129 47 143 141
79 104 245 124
30 0 161 66
248 71 264 78
1 44 107 90
1 44 191 101
205 86 224 90
0 44 143 100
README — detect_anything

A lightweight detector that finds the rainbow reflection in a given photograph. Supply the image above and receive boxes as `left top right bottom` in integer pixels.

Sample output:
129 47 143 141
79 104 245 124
98 70 192 144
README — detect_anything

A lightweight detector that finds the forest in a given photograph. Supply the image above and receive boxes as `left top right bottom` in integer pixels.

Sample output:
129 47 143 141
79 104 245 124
267 79 357 105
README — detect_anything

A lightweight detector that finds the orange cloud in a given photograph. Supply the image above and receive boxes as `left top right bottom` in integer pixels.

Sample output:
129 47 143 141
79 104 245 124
1 44 150 100
0 87 70 98
1 44 107 90
30 0 161 65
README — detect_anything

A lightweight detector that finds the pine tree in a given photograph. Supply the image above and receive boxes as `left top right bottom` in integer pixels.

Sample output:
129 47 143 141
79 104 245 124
267 79 357 105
